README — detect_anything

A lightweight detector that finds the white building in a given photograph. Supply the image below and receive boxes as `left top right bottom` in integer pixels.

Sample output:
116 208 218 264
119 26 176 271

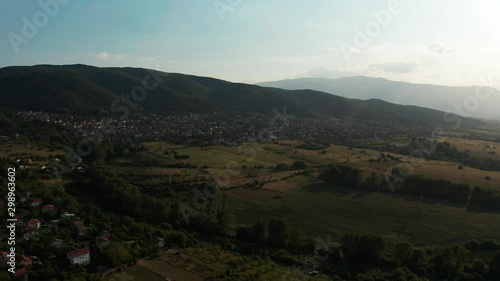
67 247 90 266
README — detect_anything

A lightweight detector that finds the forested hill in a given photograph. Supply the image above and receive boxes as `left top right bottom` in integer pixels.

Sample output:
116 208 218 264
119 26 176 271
0 64 484 128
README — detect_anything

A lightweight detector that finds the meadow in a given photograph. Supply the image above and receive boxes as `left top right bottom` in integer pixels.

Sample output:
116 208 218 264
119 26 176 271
123 138 500 249
227 182 500 247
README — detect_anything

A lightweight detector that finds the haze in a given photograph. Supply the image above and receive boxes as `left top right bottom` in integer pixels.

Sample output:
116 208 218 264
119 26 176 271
1 0 499 88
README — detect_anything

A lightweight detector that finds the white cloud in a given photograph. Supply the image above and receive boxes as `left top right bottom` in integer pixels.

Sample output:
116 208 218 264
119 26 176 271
370 61 421 73
94 52 110 60
139 56 156 62
428 43 455 54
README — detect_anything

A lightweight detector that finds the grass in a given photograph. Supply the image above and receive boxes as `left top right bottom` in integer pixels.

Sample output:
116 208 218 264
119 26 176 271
227 182 500 247
134 140 500 189
413 160 500 187
145 141 298 168
103 266 165 281
159 247 330 281
124 137 500 192
439 136 500 161
137 258 205 281
0 143 64 157
225 187 280 202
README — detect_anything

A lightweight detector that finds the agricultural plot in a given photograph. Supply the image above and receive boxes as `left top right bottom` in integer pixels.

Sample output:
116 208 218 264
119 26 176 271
136 140 500 190
228 182 500 247
137 258 205 281
159 247 330 281
0 143 64 158
103 266 165 281
439 136 500 161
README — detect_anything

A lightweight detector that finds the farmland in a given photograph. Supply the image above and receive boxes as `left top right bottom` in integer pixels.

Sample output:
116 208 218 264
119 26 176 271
4 132 500 280
114 137 500 248
226 182 500 247
136 139 500 189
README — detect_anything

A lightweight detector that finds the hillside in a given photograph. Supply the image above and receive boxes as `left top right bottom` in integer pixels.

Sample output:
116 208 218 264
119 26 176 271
258 76 500 120
0 65 484 127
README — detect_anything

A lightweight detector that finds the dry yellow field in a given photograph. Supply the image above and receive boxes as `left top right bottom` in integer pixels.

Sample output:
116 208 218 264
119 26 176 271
224 188 279 201
439 136 500 160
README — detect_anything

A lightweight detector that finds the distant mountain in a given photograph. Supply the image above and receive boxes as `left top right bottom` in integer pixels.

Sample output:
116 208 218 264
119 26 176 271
258 76 500 120
0 65 484 128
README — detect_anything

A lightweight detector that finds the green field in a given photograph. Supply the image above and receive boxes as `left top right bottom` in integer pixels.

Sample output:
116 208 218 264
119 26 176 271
110 248 329 281
227 182 500 247
103 266 165 281
138 140 500 189
129 139 500 249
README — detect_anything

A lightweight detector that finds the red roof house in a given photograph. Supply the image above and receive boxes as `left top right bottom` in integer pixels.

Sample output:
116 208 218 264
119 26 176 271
67 247 90 266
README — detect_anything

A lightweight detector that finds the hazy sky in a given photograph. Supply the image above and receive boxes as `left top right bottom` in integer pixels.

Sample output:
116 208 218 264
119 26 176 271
1 0 499 88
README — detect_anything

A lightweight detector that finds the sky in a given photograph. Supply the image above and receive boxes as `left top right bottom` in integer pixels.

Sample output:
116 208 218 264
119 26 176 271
0 0 499 88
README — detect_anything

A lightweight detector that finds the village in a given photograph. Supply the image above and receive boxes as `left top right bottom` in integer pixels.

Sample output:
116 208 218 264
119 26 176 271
14 110 436 146
0 186 166 279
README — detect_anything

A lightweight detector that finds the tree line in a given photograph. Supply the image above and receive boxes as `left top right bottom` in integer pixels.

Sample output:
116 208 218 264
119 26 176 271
320 164 500 210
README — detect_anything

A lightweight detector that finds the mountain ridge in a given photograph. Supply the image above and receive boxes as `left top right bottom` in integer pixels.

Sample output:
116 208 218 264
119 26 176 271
0 64 484 128
258 76 500 120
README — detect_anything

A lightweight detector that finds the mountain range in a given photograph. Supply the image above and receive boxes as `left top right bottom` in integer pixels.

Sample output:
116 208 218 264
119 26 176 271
258 76 500 120
0 64 484 128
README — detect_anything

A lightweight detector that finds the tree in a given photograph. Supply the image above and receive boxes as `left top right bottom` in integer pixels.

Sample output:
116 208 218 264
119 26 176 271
394 242 413 267
363 172 384 191
341 233 385 264
490 250 500 278
431 246 470 279
102 243 132 267
470 186 482 206
291 160 306 170
320 164 364 188
469 259 488 277
267 219 291 248
252 220 268 243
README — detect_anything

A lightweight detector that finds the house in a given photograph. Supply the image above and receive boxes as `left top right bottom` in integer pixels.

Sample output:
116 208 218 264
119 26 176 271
73 220 87 236
14 267 28 278
98 230 110 239
50 238 64 249
41 204 58 215
17 256 32 267
31 198 43 208
24 219 41 239
96 237 111 249
96 230 111 248
148 236 165 248
0 251 8 265
24 227 39 239
308 270 320 276
26 219 41 230
60 212 75 218
67 247 90 266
